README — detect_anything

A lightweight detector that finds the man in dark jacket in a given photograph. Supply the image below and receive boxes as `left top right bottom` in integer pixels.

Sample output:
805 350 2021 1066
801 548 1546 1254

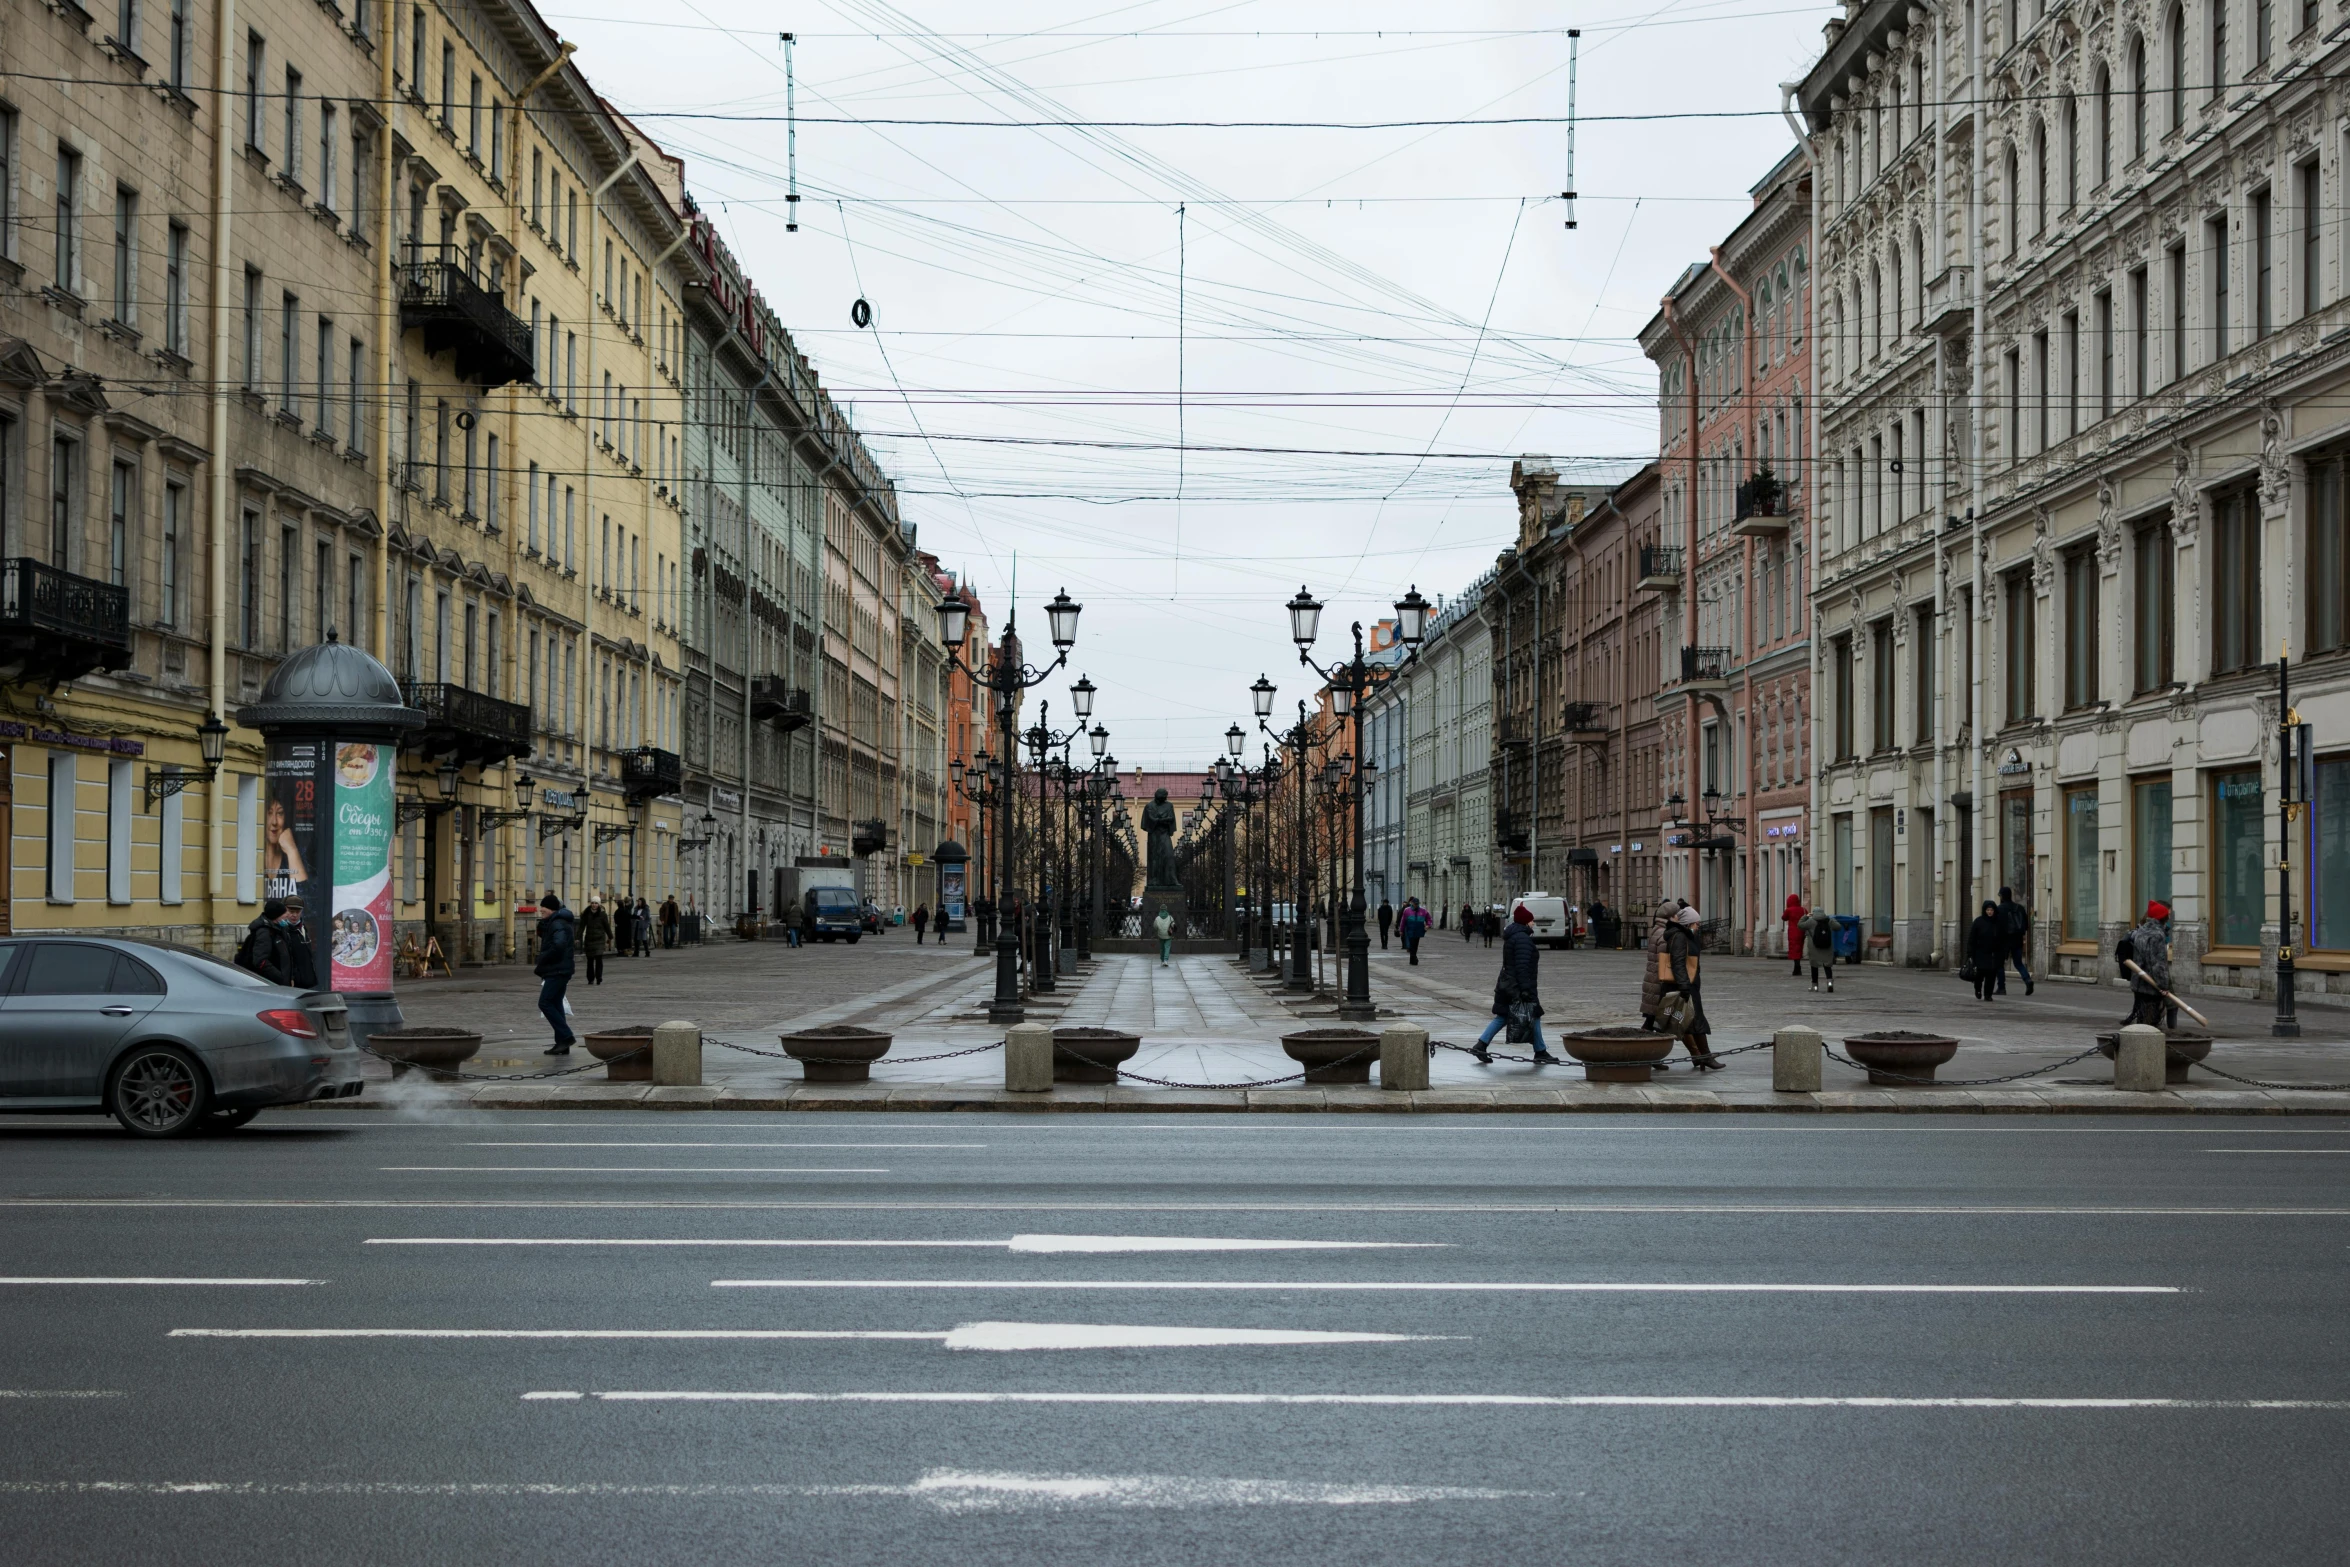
237 900 292 984
1376 898 1394 949
1995 886 2034 995
1470 904 1552 1064
1967 901 2007 1001
660 896 681 948
278 898 318 989
2126 901 2177 1028
534 893 579 1055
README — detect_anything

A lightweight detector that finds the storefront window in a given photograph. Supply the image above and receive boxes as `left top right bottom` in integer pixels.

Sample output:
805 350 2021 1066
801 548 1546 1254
2312 759 2350 952
2064 786 2100 941
2132 778 2172 919
2000 791 2033 908
1870 807 1894 936
1833 813 1854 915
2212 769 2265 949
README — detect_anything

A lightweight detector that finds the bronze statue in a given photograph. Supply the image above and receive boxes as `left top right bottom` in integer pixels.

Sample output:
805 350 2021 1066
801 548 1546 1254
1141 787 1180 889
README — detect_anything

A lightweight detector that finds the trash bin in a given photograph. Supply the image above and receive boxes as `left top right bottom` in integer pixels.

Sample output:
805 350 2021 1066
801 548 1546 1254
1833 915 1862 962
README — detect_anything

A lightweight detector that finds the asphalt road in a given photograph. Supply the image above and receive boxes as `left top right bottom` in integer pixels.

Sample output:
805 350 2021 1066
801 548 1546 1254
5 1110 2350 1564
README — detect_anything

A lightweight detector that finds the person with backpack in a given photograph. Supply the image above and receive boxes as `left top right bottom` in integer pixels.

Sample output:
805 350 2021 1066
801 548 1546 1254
278 898 318 989
1995 886 2034 995
1471 904 1551 1064
236 899 293 984
579 896 613 985
1804 906 1839 992
1152 906 1176 966
1638 898 1683 1028
534 893 578 1056
1397 898 1430 964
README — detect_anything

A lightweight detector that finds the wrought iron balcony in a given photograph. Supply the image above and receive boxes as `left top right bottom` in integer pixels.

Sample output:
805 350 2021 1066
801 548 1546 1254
1561 700 1607 733
852 818 889 857
1680 645 1732 686
750 676 812 731
0 557 133 687
397 258 534 387
399 680 533 766
1635 544 1683 592
1732 472 1792 536
1498 714 1532 749
621 745 682 802
1495 810 1530 855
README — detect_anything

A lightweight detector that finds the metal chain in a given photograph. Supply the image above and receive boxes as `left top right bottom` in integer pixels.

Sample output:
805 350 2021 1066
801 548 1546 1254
1050 1041 1381 1091
2168 1051 2350 1093
1432 1038 1773 1068
707 1038 1008 1067
360 1043 644 1082
1819 1042 2107 1087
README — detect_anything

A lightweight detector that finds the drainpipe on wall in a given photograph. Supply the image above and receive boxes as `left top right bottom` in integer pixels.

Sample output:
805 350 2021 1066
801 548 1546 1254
1706 244 1757 949
205 0 238 920
1966 0 1987 933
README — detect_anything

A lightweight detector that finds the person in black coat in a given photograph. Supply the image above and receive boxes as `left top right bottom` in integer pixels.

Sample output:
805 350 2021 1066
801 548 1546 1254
278 898 318 989
1469 905 1552 1064
1376 899 1394 949
534 893 579 1053
1967 901 2007 1001
236 900 293 984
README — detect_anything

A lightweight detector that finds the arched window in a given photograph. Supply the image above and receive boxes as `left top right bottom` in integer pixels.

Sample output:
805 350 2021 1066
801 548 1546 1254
2062 93 2078 211
2095 64 2113 187
1889 246 1903 341
2210 0 2227 101
2032 118 2049 235
1870 264 1884 359
1910 225 1926 328
2167 6 2186 130
2128 36 2146 159
2006 145 2022 254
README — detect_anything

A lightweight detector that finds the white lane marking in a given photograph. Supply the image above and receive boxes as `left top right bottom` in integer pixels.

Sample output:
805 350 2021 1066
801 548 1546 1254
711 1279 2180 1295
172 1329 946 1341
0 1471 1544 1507
557 1391 2350 1410
461 1143 984 1150
0 1391 122 1399
2205 1149 2350 1154
19 1200 2346 1215
378 1167 891 1175
0 1278 321 1287
361 1235 1442 1253
941 1322 1446 1352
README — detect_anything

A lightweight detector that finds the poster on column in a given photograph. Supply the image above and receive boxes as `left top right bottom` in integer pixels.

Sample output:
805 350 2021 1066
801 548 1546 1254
263 742 326 925
330 741 395 992
941 860 966 926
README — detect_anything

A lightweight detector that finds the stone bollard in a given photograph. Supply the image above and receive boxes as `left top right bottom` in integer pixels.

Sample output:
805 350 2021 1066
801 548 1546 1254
1379 1024 1431 1092
1772 1024 1823 1093
652 1021 703 1087
2113 1023 2167 1092
1004 1022 1055 1093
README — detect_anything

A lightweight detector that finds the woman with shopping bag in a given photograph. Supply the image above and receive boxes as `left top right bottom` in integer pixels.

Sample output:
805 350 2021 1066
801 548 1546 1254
1658 905 1722 1070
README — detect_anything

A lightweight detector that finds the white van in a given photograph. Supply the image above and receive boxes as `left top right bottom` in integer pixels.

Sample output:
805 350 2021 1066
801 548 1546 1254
1510 892 1572 949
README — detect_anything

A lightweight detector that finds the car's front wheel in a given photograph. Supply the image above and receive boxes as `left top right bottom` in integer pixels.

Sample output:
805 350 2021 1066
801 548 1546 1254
109 1046 212 1138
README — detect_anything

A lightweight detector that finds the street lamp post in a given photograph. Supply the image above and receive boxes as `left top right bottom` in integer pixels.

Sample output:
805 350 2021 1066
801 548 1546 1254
954 750 1003 958
1285 583 1432 1023
1259 695 1320 994
935 586 1083 1026
1023 697 1091 988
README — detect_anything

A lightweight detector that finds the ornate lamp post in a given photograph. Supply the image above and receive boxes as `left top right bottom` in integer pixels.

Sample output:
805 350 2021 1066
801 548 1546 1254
935 586 1082 1025
1285 582 1433 1022
1259 691 1322 994
1023 698 1091 987
954 749 1003 958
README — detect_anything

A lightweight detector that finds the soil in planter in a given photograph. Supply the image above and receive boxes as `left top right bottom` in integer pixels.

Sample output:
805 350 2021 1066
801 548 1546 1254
780 1026 894 1084
583 1027 657 1082
1053 1027 1142 1085
1280 1028 1380 1085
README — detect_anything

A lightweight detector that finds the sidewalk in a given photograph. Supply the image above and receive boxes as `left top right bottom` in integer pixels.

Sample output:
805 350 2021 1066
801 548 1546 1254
323 930 2350 1114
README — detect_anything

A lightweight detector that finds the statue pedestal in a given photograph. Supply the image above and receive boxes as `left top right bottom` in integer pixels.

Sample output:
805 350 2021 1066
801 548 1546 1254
1139 887 1188 942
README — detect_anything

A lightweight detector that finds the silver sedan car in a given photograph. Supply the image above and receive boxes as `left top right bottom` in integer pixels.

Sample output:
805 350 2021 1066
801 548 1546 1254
0 936 364 1136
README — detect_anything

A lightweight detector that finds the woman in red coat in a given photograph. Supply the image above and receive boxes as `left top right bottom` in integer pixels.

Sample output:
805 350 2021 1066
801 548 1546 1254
1782 893 1807 977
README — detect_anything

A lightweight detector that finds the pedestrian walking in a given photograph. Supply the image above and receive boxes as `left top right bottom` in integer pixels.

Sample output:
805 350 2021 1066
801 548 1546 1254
279 898 318 989
1782 893 1808 977
660 896 680 949
1966 901 2006 1001
1804 907 1838 992
1470 904 1552 1063
236 899 293 984
580 896 612 985
781 897 804 948
1377 898 1395 950
1153 906 1176 965
1461 902 1477 944
534 893 578 1055
1661 905 1721 1069
913 903 931 944
2125 901 2177 1028
1637 898 1684 1029
1995 886 2035 995
632 897 653 956
1398 897 1429 964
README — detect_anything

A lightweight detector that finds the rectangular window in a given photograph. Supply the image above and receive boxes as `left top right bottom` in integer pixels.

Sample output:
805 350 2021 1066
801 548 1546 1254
51 431 78 564
278 521 295 649
315 537 332 645
434 399 449 501
243 267 261 387
2301 161 2321 318
282 68 302 183
240 507 260 646
2312 758 2350 951
111 184 136 325
1832 812 1855 917
2209 216 2230 360
1870 619 1894 753
434 590 450 682
2212 768 2265 948
529 299 542 381
168 0 190 87
2094 291 2113 421
408 6 424 93
1832 633 1855 761
2133 519 2176 690
2251 186 2272 338
485 433 500 532
160 480 182 626
48 752 78 904
2211 487 2262 673
1914 604 1935 746
567 189 577 258
315 315 332 430
279 292 299 411
160 782 183 905
2032 330 2049 452
54 144 81 293
2130 266 2149 400
348 336 364 450
531 149 543 226
400 576 421 680
526 460 540 550
108 459 131 587
2063 785 2100 942
2312 451 2350 654
164 221 187 355
319 101 337 214
107 758 132 906
440 41 455 125
2003 348 2020 464
2063 550 2097 709
2132 777 2173 919
563 486 575 569
348 551 364 644
468 74 482 156
245 32 266 150
0 108 15 262
2005 570 2037 723
2167 244 2186 382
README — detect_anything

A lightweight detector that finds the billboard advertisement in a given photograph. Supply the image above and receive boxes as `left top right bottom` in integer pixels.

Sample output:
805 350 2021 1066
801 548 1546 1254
330 741 395 993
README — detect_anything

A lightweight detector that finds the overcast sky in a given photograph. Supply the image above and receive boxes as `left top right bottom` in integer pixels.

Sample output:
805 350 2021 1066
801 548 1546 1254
557 0 1836 767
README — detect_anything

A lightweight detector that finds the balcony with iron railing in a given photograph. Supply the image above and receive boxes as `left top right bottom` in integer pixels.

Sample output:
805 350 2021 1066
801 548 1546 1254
399 680 533 766
1679 645 1732 686
621 745 683 802
750 676 813 731
852 818 890 857
1561 700 1607 733
0 557 133 687
397 254 534 387
1731 470 1792 537
1635 544 1683 592
1498 714 1532 749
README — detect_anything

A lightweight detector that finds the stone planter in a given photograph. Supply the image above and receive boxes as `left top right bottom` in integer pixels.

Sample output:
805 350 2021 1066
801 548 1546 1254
583 1027 657 1082
779 1026 894 1083
2095 1027 2212 1085
1559 1028 1675 1084
1843 1030 1961 1086
365 1026 481 1078
1279 1027 1380 1085
1053 1027 1143 1084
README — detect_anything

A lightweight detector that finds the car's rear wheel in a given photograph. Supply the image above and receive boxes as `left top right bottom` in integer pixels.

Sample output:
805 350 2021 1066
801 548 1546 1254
109 1046 211 1138
200 1106 262 1133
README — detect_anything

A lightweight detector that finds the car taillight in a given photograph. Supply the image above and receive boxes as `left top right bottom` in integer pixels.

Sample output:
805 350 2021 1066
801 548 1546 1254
258 1008 319 1039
